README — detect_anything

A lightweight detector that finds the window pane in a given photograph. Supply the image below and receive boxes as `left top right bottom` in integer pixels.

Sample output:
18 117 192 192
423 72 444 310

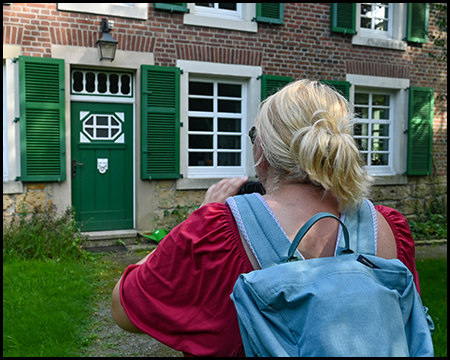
196 3 214 8
371 124 389 137
373 94 390 106
360 153 368 165
218 83 241 97
371 153 388 166
96 116 108 126
372 108 389 120
110 74 119 94
189 135 213 149
354 123 369 136
189 98 213 112
73 71 83 92
218 99 241 113
121 75 131 94
219 3 237 11
111 128 119 137
218 118 241 132
86 116 94 126
355 138 368 151
96 128 108 138
371 138 389 151
218 135 241 149
218 152 241 166
361 16 372 29
189 117 213 131
86 72 95 93
189 81 213 96
361 4 372 16
111 118 119 126
355 93 369 105
189 152 213 166
355 107 369 119
98 73 107 93
375 19 388 31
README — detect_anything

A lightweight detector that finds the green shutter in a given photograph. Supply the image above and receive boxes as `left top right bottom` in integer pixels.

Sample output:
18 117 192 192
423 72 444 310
141 65 180 180
320 80 351 100
330 3 357 35
154 3 189 13
407 87 434 175
406 3 429 43
260 74 292 101
19 56 66 182
254 3 284 25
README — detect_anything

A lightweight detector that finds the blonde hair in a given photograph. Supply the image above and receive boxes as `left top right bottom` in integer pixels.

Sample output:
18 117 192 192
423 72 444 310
254 79 373 211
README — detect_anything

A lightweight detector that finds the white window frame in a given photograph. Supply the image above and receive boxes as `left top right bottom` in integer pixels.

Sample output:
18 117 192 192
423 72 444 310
187 77 247 179
352 3 407 51
57 3 148 20
3 61 8 182
353 89 394 175
177 60 262 190
347 74 410 183
194 3 243 21
359 3 392 39
184 3 257 33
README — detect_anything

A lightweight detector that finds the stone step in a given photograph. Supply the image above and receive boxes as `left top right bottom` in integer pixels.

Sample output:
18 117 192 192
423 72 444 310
82 229 138 248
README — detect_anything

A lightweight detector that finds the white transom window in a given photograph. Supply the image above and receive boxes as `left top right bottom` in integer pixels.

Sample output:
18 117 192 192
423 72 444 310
71 70 133 97
187 78 247 178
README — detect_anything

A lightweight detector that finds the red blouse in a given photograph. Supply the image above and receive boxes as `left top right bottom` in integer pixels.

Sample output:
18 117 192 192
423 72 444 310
120 202 420 357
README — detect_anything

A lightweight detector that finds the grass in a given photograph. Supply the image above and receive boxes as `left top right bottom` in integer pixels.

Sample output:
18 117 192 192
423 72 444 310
3 207 105 357
3 257 104 357
416 258 447 357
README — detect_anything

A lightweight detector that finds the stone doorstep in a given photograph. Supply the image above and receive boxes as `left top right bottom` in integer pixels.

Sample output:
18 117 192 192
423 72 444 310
82 229 138 248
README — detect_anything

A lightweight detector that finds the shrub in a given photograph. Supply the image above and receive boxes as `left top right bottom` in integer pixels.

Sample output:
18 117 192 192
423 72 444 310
3 206 88 262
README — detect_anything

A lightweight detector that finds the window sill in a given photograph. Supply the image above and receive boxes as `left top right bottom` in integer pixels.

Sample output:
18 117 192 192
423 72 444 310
372 174 408 186
352 35 407 51
183 14 257 33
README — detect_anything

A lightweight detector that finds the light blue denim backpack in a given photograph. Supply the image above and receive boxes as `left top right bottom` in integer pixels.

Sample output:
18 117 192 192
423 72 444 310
227 193 434 357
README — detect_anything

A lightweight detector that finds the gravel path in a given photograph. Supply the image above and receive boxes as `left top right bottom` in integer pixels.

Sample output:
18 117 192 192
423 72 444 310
82 249 183 357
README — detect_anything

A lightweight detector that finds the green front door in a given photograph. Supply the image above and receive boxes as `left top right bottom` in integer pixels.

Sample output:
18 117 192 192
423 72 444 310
71 102 133 231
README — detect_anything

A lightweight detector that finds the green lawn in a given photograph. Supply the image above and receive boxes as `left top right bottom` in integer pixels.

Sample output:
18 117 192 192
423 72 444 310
3 258 103 357
416 258 447 357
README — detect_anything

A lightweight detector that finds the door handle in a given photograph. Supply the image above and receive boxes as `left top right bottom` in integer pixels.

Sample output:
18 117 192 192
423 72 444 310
72 159 84 177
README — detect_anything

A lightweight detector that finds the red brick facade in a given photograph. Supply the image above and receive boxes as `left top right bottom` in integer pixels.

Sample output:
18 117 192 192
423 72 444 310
3 4 446 177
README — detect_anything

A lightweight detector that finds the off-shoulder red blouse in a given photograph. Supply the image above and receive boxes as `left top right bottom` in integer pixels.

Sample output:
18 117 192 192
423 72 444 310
120 202 420 357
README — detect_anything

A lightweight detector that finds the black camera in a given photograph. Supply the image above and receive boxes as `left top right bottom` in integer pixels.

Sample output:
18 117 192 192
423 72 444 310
237 181 266 195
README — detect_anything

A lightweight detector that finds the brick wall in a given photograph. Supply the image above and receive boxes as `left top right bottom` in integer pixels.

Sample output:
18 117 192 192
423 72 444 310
3 3 446 176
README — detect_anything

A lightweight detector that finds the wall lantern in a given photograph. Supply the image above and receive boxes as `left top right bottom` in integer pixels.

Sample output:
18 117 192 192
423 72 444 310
96 18 118 61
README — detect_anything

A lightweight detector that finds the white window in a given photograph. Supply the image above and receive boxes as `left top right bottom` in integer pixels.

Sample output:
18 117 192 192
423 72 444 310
194 3 242 20
359 3 392 38
354 91 393 173
187 78 246 178
3 61 8 182
352 3 407 51
347 74 410 181
184 3 257 32
176 60 262 189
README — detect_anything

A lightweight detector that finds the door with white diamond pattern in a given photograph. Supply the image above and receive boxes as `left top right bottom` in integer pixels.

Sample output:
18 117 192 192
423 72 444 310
71 102 133 231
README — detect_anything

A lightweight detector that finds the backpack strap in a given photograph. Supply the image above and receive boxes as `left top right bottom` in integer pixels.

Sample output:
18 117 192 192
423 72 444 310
226 193 302 268
339 199 378 256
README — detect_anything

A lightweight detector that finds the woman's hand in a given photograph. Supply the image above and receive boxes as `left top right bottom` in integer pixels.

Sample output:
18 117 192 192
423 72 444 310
201 176 248 207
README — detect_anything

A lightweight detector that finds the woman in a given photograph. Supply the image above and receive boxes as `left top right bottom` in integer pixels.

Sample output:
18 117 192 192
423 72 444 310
111 80 420 357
